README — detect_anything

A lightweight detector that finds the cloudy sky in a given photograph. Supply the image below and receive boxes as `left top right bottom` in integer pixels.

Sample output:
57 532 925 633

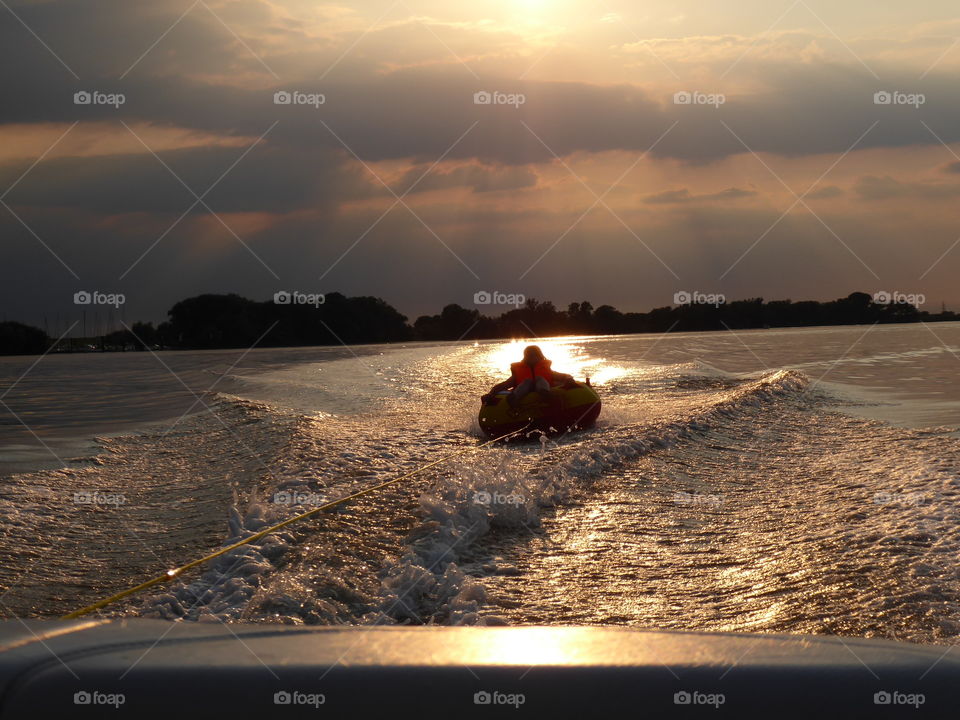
2 0 960 332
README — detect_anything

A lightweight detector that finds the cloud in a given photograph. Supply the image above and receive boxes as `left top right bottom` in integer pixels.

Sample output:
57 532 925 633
644 187 757 204
644 189 693 204
805 185 845 199
4 0 960 329
394 163 538 194
4 1 960 168
0 142 379 214
854 175 960 200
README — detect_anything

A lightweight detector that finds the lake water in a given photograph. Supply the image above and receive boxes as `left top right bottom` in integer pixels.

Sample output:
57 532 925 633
1 323 959 645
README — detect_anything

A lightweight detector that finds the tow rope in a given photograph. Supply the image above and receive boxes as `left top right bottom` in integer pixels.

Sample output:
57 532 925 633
63 424 530 619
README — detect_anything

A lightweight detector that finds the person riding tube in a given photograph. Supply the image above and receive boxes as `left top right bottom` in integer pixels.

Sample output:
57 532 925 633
482 345 575 409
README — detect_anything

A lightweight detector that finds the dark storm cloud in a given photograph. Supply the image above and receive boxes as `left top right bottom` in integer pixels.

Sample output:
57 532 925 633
0 0 263 80
0 142 379 214
3 1 960 167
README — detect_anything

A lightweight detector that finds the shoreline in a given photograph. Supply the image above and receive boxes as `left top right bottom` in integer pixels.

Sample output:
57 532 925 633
3 318 958 359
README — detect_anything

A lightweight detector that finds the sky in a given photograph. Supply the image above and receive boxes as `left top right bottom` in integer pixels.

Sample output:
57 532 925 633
2 0 960 333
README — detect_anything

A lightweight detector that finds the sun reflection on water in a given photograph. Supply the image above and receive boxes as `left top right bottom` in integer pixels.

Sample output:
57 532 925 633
482 337 627 385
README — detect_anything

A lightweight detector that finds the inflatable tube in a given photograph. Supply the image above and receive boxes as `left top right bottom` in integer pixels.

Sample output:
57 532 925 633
479 382 601 438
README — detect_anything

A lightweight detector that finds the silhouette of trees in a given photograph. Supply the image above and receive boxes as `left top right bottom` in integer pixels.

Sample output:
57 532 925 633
1 291 957 355
414 304 493 341
167 292 411 348
0 321 48 355
413 291 956 339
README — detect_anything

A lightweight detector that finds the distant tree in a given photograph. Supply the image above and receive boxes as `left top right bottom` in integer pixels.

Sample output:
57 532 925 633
156 321 176 348
0 321 48 355
566 301 594 333
102 328 134 350
592 305 625 334
167 294 267 348
414 304 487 341
847 291 873 307
164 292 410 349
131 321 158 348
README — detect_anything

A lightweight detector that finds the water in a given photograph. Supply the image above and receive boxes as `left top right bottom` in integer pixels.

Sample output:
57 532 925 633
1 324 959 645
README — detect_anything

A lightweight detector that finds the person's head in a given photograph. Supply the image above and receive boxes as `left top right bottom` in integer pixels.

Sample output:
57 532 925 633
523 345 545 364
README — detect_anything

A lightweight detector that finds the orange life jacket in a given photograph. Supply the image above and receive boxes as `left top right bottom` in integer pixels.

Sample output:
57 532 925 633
511 359 553 384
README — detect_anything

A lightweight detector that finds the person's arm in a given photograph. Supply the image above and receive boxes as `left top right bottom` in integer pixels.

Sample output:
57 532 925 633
554 372 576 385
483 376 516 401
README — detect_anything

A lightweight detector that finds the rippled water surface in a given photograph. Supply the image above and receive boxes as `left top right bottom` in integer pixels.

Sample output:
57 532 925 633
1 324 959 644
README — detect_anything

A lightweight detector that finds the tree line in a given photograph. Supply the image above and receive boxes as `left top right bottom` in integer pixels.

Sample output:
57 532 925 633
0 291 956 355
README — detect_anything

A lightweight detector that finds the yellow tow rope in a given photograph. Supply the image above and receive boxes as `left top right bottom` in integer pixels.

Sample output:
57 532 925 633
62 424 530 619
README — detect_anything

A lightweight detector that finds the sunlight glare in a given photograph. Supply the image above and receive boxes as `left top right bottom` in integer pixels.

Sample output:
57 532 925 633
483 338 627 385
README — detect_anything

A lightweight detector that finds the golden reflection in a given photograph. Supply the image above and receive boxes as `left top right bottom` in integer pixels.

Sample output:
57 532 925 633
468 628 593 665
482 337 627 385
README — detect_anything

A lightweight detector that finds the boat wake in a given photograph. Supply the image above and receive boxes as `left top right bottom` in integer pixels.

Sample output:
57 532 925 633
127 368 818 625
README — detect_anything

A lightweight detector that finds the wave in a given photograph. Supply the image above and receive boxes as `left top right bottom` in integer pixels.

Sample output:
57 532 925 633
129 369 815 624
